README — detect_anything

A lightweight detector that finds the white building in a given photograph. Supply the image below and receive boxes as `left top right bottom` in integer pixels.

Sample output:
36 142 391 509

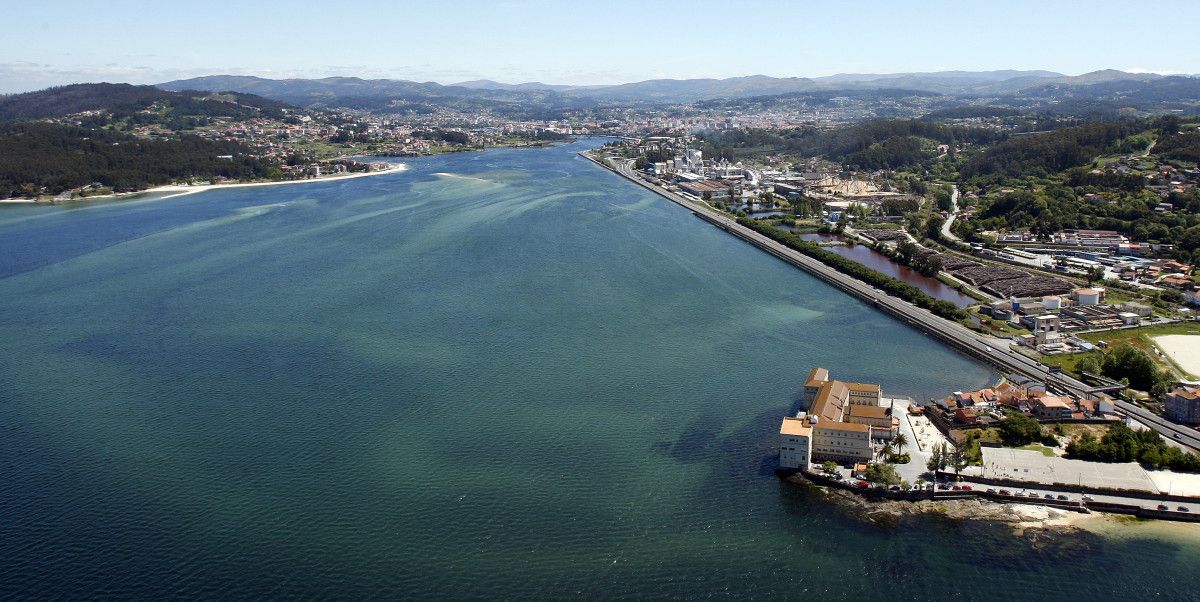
780 369 885 469
779 416 813 469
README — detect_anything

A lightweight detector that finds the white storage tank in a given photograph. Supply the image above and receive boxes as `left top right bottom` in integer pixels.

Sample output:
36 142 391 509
1075 288 1101 306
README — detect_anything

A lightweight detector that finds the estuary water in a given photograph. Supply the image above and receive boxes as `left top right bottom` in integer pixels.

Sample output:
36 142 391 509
1 140 1197 599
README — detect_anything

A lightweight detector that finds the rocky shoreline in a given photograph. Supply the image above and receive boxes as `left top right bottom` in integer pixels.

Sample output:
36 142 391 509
788 474 1106 550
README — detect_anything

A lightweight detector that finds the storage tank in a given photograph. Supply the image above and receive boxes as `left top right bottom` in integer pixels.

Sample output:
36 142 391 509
1075 288 1101 306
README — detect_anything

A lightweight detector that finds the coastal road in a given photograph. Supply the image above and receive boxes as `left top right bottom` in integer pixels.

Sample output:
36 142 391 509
598 155 1200 452
951 478 1200 518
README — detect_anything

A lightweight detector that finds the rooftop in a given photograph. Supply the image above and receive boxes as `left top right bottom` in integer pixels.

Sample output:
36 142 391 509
845 382 881 393
810 380 850 423
804 367 829 388
1034 395 1074 409
779 417 812 437
847 405 889 419
818 420 871 433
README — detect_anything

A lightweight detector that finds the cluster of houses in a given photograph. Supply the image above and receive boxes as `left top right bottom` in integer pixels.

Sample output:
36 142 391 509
929 377 1118 429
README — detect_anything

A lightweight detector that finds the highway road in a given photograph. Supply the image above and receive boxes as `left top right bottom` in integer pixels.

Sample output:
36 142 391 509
594 155 1200 452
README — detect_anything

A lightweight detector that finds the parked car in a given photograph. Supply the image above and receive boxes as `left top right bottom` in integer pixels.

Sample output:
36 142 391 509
951 485 962 491
960 485 972 491
888 485 901 491
857 481 869 488
987 488 997 494
1045 494 1055 500
1158 504 1170 511
1028 492 1040 498
1082 495 1094 502
999 489 1011 496
939 483 951 490
1179 506 1190 512
1057 494 1069 501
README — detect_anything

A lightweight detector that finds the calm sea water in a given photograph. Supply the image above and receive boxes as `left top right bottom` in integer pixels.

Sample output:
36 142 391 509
1 140 1197 599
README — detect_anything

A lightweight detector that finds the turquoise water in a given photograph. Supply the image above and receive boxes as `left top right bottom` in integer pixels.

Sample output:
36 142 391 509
0 140 1196 599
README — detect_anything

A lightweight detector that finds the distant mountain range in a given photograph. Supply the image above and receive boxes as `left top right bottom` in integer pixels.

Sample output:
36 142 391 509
452 69 1169 99
158 70 1194 109
0 83 293 122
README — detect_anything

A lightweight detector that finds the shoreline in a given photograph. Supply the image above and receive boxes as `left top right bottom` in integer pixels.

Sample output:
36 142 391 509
581 150 1200 451
0 163 408 205
798 473 1193 539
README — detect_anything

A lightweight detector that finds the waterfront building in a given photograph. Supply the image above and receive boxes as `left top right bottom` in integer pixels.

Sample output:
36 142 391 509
846 382 883 406
811 420 873 464
779 369 889 468
845 404 897 439
779 417 813 469
802 367 829 405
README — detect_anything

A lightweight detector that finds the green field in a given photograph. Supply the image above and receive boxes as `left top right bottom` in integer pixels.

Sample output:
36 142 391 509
1082 322 1200 379
1017 444 1056 457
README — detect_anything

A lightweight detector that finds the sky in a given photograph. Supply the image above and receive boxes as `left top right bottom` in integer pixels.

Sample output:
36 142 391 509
2 0 1198 93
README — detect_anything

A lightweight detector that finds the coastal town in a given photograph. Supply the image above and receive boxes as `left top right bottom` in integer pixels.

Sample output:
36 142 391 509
580 127 1200 522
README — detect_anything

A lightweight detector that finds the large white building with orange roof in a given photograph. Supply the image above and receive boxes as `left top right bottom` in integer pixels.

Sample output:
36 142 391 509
780 369 892 469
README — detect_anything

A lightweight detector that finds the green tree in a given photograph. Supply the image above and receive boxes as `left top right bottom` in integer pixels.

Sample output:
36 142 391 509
1102 344 1164 392
949 445 967 477
1075 355 1102 376
927 442 948 472
864 463 901 485
821 460 839 476
997 413 1045 446
893 432 908 456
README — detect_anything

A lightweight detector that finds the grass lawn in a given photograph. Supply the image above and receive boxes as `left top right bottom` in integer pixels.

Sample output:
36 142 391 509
1018 444 1056 457
1060 423 1111 442
959 428 1002 464
965 309 1027 336
1038 351 1104 375
1079 321 1200 378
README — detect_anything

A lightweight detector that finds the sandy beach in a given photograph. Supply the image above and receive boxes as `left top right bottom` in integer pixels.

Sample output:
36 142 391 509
1154 334 1200 378
0 162 407 204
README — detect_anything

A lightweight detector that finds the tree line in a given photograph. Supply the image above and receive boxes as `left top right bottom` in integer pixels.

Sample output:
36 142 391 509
1067 423 1200 473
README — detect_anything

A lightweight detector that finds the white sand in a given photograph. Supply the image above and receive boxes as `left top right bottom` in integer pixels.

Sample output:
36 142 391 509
1 163 406 204
142 163 407 199
1154 334 1200 377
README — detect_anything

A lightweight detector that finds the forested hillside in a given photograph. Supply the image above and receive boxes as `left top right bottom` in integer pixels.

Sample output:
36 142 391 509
962 121 1143 179
0 122 273 197
697 120 1002 169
